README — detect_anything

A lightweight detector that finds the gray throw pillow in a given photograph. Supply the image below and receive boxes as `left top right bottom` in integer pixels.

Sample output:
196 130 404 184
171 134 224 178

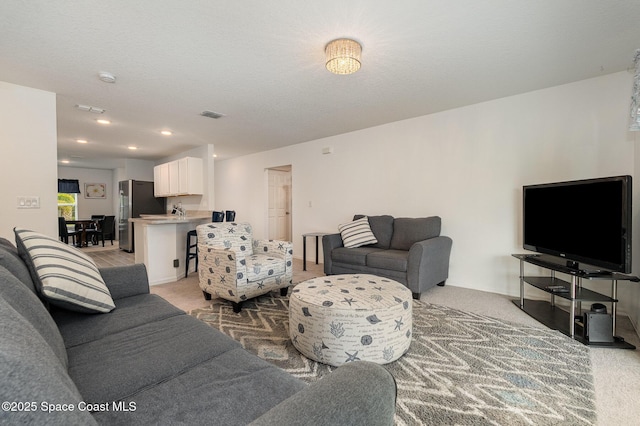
389 217 441 251
353 215 394 249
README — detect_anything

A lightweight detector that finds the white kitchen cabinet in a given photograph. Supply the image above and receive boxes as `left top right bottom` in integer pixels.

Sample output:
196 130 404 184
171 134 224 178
177 157 203 195
153 163 170 197
153 157 203 196
169 160 180 195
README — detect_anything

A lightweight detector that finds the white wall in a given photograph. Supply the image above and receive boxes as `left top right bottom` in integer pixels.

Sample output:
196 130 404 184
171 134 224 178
0 81 57 240
120 158 156 182
57 167 115 218
215 72 637 316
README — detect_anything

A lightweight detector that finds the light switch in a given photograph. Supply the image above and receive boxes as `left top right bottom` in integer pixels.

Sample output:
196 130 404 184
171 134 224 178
17 196 40 209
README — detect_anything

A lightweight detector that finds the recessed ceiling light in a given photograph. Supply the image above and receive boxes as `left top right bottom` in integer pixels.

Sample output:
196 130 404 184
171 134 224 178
212 154 217 158
161 130 172 136
128 146 138 150
96 119 111 125
98 72 116 83
61 160 70 164
76 139 88 144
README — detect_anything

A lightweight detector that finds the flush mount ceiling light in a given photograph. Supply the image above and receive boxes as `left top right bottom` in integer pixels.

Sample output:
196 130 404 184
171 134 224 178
98 72 116 83
325 38 362 75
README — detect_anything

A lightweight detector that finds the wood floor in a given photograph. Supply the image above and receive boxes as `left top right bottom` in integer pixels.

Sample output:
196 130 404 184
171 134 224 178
84 246 134 268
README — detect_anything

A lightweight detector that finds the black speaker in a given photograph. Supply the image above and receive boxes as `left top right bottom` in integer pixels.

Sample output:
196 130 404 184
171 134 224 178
583 303 614 343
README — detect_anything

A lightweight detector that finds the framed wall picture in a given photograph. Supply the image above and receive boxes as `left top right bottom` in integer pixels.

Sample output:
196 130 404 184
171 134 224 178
85 183 106 199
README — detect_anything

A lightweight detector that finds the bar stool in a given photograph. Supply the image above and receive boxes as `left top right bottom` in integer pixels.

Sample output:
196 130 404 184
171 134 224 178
185 230 198 277
186 211 225 277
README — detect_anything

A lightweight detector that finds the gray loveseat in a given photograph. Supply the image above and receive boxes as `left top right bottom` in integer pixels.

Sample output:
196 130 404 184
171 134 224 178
323 215 452 299
0 237 396 425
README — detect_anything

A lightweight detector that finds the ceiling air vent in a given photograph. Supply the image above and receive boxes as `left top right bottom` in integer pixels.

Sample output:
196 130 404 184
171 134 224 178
200 110 225 119
75 104 105 114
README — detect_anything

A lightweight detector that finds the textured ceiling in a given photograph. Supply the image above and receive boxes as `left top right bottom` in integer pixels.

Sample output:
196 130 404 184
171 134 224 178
1 1 639 169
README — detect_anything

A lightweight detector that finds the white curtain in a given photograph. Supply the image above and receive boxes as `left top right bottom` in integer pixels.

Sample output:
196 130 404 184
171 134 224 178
630 49 640 131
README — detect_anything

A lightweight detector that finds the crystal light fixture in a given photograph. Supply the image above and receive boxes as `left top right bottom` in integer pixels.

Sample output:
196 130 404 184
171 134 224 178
325 38 362 75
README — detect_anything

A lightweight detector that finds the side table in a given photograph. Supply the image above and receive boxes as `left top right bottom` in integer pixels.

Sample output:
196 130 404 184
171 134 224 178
302 232 328 271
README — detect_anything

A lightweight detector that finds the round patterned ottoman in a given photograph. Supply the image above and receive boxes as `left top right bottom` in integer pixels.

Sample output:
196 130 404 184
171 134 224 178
289 274 412 366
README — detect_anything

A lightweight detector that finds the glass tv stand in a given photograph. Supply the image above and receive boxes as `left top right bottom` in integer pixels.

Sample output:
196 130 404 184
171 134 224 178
512 254 639 349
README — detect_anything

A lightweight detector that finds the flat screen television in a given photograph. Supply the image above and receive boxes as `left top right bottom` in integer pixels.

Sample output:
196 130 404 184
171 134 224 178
523 175 632 273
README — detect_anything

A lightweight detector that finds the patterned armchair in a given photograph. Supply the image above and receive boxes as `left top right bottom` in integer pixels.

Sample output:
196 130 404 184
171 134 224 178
196 222 293 312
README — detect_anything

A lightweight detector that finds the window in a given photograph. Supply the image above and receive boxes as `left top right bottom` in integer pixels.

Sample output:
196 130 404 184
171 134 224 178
58 193 78 220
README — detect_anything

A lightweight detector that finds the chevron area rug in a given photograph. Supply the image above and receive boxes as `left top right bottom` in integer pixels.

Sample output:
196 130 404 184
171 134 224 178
190 293 596 425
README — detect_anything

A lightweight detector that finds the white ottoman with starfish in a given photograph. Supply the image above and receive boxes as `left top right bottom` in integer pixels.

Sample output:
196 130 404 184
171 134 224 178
289 274 412 367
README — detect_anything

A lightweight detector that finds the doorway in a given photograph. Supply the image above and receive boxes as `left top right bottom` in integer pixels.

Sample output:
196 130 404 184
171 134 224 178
267 165 292 241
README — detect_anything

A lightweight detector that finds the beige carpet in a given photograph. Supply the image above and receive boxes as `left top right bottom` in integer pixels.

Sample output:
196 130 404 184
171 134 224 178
192 293 598 425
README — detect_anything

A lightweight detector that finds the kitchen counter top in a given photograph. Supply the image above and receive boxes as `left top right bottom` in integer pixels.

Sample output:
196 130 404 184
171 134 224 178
132 214 211 285
130 214 211 225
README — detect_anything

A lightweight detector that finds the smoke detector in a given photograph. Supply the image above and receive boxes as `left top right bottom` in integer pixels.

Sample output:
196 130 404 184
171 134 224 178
200 110 225 119
98 72 116 83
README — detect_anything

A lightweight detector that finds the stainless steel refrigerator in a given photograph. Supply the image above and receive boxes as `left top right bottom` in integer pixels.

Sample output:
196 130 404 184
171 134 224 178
118 180 166 252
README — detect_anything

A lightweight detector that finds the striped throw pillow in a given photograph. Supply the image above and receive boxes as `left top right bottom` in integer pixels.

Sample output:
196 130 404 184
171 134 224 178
14 228 115 313
338 216 378 248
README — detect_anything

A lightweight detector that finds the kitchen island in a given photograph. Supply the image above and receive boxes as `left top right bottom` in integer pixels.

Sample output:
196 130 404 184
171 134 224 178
130 214 210 285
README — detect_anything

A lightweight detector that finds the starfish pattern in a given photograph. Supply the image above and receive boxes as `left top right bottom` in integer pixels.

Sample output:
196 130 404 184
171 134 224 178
342 297 356 306
394 317 404 331
344 351 360 362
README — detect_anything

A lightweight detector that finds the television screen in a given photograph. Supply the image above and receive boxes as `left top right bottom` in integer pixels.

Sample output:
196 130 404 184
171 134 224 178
523 175 632 273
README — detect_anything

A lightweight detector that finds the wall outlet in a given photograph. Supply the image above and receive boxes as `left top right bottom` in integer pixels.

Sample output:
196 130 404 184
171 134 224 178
173 259 179 268
17 196 40 209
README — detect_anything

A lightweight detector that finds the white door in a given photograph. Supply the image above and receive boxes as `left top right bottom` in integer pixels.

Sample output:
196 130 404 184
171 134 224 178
267 168 291 241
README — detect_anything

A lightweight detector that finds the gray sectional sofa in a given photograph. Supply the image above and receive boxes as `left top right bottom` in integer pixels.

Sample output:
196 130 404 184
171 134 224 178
323 215 452 299
0 237 396 425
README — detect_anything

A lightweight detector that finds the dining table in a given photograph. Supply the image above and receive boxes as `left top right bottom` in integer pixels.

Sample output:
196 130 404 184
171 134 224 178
66 219 98 247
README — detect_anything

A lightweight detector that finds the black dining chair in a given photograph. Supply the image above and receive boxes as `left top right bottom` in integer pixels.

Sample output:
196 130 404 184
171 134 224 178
86 215 105 244
90 215 105 225
58 217 79 245
212 211 224 222
225 210 236 222
87 216 115 246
